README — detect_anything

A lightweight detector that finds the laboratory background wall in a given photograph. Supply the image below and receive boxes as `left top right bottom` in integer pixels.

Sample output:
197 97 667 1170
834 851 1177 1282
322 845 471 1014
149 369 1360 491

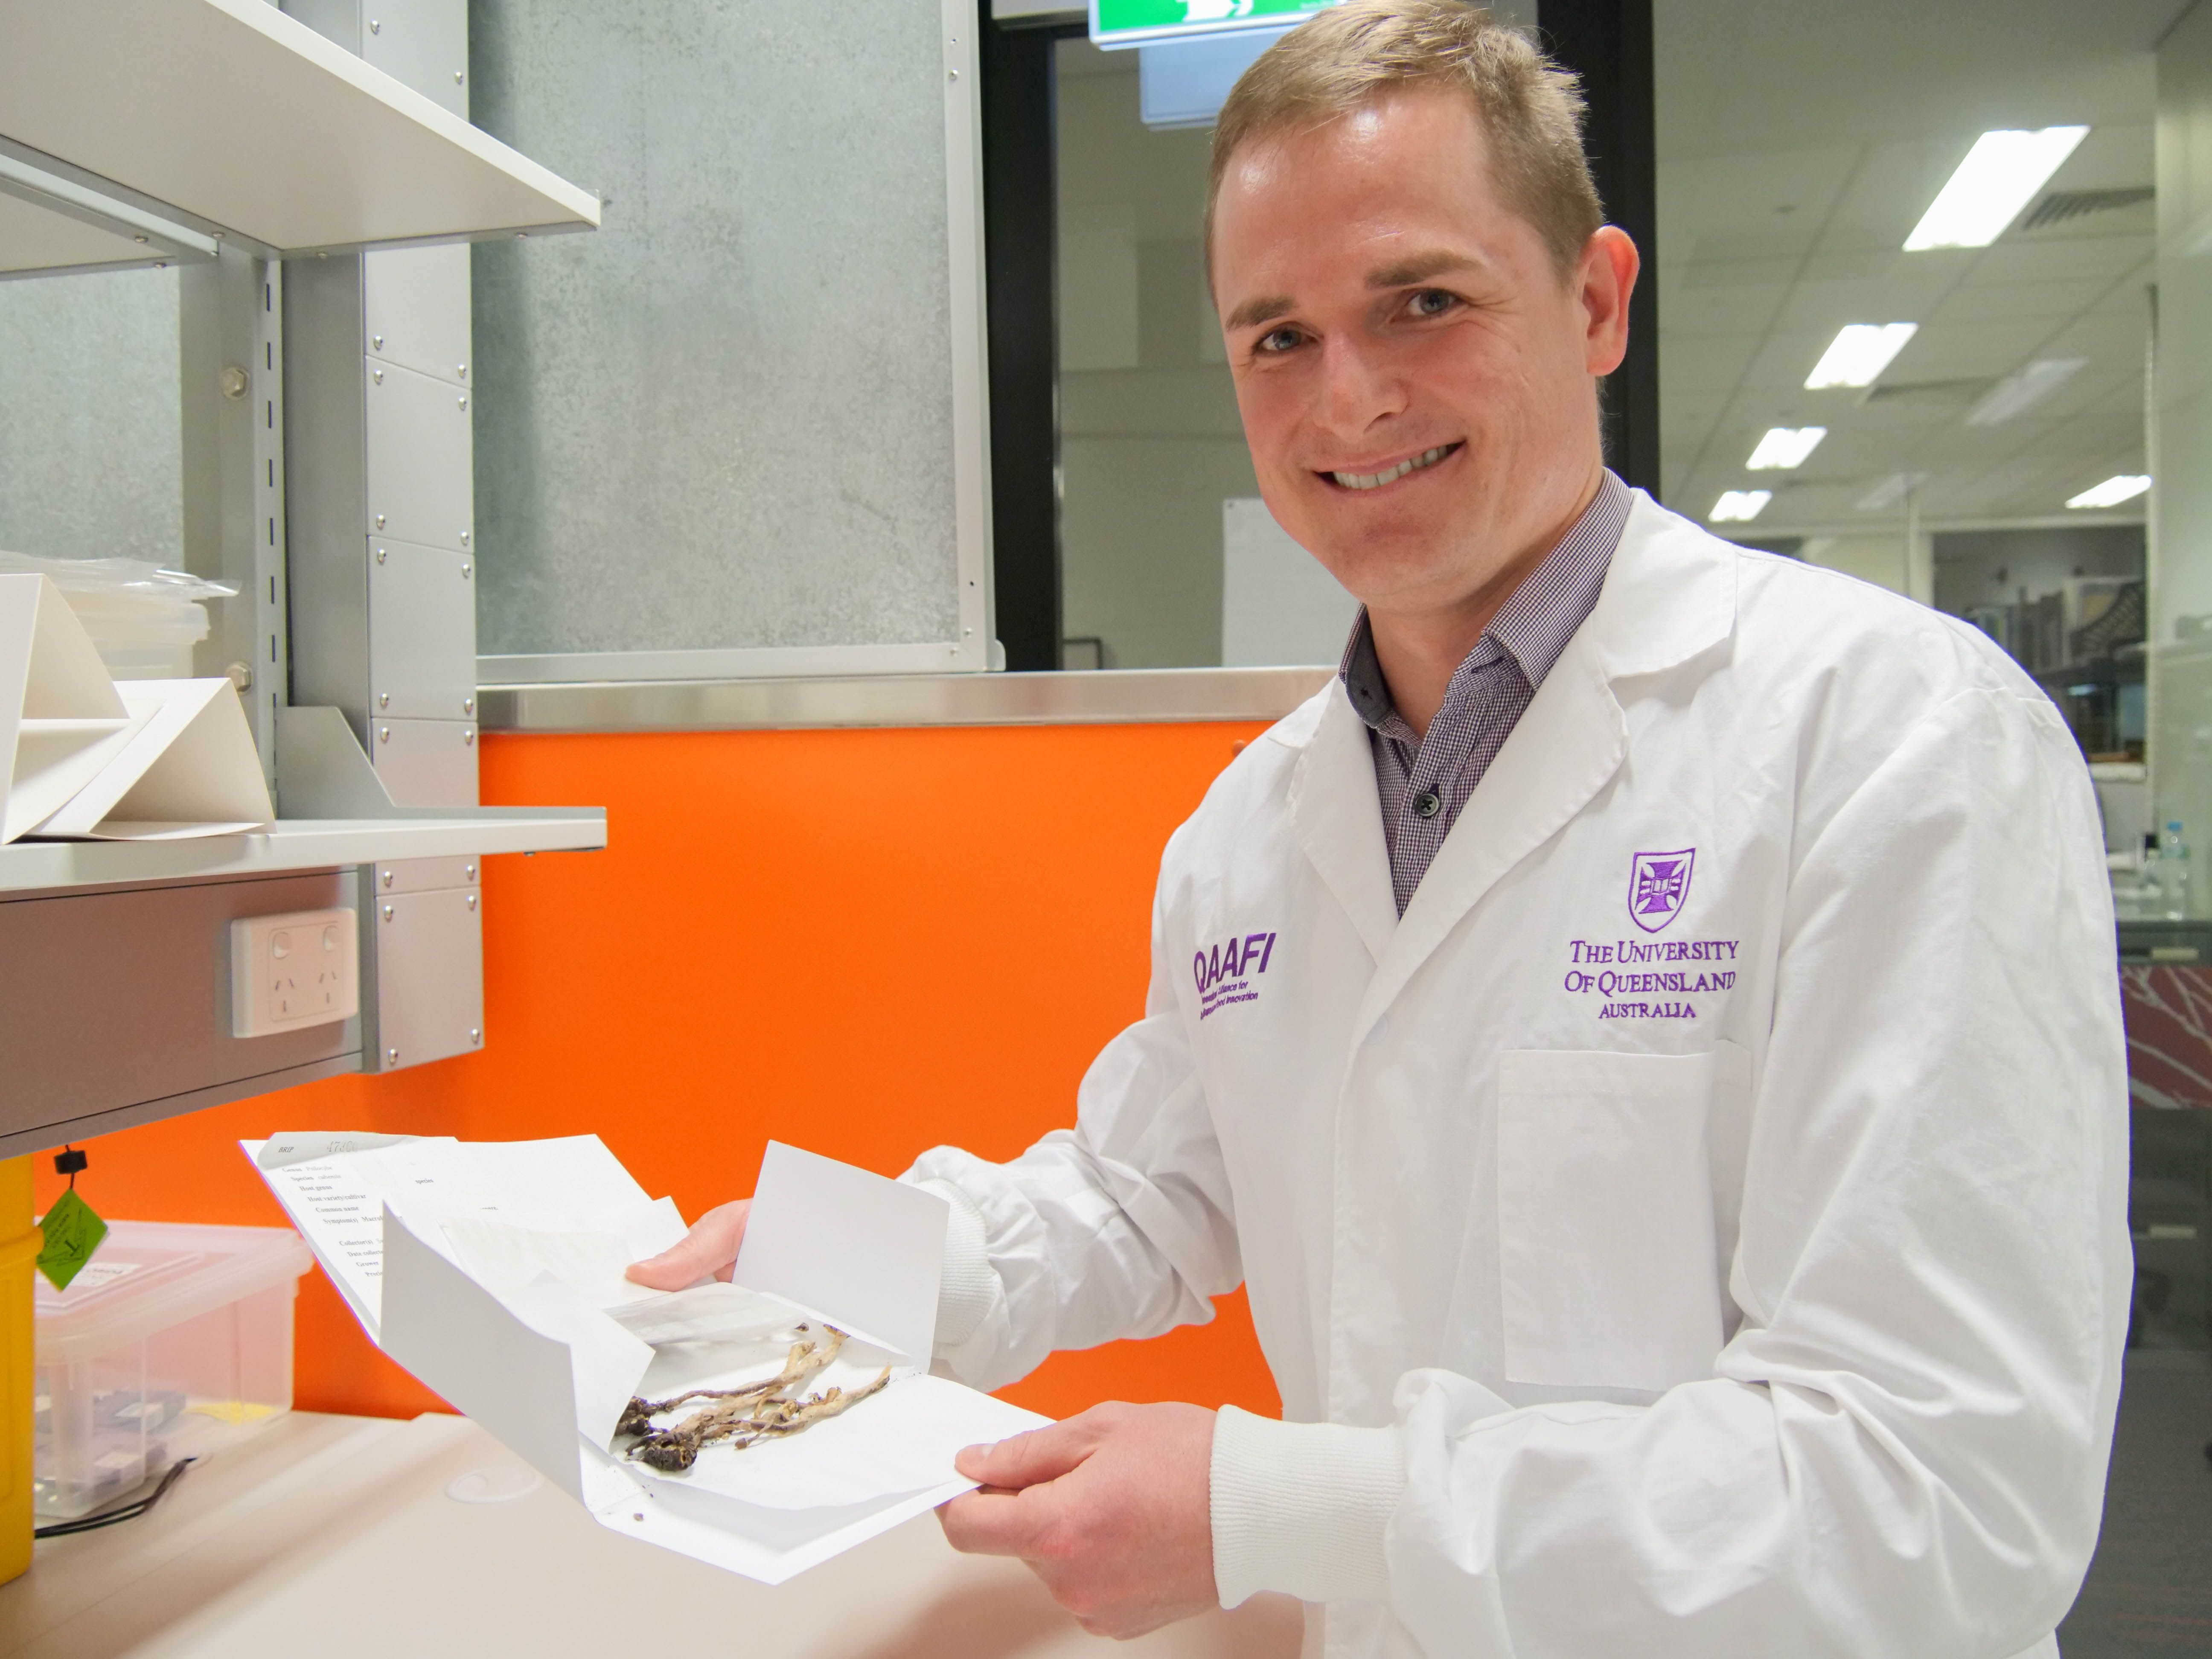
2155 1 2212 872
29 722 1283 1426
0 266 181 565
1056 40 1258 670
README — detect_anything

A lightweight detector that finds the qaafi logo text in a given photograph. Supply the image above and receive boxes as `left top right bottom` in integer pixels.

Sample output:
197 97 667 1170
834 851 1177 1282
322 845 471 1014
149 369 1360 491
1194 930 1277 1020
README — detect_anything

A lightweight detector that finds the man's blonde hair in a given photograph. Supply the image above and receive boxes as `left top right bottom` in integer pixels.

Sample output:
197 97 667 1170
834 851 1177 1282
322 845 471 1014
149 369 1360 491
1206 0 1604 284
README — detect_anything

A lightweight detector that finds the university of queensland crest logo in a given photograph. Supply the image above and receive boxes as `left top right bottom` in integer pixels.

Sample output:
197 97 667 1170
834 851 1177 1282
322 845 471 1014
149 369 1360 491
1628 848 1695 933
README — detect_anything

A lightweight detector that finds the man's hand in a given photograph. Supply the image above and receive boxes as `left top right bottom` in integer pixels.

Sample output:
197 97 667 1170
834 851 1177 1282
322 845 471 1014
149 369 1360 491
624 1198 751 1290
937 1402 1219 1639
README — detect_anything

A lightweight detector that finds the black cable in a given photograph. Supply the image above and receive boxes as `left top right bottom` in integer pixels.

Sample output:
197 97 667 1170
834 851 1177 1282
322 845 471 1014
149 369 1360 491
33 1457 195 1540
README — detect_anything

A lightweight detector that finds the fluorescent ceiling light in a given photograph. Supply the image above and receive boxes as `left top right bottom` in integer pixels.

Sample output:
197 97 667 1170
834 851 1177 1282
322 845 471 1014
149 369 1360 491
1805 323 1919 390
1746 426 1828 470
1904 126 2090 250
1966 358 2086 426
1854 472 1928 512
1709 490 1773 524
2065 474 2151 509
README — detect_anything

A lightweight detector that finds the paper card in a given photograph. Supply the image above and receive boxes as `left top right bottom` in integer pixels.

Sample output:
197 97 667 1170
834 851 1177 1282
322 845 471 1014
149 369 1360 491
244 1135 666 1341
0 574 134 844
244 1136 412 1337
465 1135 658 1221
579 1445 974 1587
34 676 272 838
733 1142 949 1366
253 1131 416 1171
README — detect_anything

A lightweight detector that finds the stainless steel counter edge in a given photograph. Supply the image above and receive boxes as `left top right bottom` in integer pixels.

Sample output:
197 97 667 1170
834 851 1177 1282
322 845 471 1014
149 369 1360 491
478 666 1338 733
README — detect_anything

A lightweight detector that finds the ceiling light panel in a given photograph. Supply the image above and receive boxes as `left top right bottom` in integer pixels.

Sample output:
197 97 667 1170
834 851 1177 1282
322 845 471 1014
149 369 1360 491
1746 426 1828 469
1903 127 2090 251
1965 358 2087 426
1710 490 1773 524
2065 474 2151 509
1805 323 1919 389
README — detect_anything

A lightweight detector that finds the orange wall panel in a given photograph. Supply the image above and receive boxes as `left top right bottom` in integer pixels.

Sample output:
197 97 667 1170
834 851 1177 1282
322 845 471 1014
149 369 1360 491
34 723 1282 1425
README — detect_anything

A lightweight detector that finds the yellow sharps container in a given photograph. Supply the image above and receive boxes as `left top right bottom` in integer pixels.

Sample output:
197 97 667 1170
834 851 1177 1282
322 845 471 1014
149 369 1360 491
0 1156 35 1584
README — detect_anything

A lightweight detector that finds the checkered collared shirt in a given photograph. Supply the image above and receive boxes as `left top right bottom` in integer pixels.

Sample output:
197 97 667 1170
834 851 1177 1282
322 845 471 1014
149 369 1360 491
1340 471 1631 916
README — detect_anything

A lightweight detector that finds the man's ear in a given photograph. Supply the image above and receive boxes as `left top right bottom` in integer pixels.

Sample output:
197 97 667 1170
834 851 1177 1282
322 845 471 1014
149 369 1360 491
1580 227 1640 379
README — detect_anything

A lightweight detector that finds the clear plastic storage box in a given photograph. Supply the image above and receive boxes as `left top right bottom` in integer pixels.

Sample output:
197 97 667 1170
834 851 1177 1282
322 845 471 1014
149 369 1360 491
33 1220 312 1518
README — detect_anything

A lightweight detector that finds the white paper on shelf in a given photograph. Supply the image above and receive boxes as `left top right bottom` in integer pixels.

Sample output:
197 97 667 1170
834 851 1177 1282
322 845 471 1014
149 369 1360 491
0 573 134 844
242 1132 1051 1583
33 675 272 838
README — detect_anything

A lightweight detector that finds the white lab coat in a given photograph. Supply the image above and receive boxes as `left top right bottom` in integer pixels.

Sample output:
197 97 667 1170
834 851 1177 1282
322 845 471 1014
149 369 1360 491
910 493 2130 1659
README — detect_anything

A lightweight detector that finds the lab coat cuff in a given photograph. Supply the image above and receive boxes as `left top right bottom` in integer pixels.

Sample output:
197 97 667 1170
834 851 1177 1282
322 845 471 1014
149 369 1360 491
912 1178 998 1351
1209 1404 1403 1608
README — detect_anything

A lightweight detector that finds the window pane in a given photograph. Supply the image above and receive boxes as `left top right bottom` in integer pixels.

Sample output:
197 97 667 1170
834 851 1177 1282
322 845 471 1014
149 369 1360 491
469 0 968 667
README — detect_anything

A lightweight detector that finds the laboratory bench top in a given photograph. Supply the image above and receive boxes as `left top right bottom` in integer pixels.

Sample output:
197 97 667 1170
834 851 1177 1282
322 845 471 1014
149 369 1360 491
0 1411 1302 1659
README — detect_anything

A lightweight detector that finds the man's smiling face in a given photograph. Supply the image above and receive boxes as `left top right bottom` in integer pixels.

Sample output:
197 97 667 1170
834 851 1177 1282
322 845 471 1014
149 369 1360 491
1211 84 1628 620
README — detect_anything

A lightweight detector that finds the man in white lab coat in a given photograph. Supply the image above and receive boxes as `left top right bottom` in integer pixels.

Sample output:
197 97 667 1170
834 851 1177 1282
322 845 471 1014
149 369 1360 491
634 3 2130 1653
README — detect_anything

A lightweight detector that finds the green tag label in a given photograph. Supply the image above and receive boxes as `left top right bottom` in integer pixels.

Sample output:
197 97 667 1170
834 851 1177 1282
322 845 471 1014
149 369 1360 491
37 1187 108 1292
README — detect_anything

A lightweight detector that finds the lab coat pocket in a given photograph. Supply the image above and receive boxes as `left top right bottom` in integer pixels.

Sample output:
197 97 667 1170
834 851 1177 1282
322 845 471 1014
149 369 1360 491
1497 1047 1738 1392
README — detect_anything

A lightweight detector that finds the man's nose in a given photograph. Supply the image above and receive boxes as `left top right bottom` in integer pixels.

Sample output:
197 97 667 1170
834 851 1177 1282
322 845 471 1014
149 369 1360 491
1313 335 1407 439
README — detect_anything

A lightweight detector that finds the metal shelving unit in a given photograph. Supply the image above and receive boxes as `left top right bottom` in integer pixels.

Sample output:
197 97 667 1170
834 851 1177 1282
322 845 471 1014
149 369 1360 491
0 0 607 1138
0 0 597 274
0 0 613 1585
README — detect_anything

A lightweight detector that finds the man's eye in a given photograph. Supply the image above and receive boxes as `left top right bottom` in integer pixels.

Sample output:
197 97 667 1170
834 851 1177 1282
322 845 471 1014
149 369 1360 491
1408 290 1457 318
1257 326 1303 355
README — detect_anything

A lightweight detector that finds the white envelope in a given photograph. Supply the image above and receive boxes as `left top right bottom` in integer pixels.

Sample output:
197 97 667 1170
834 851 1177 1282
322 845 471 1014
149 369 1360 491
244 1134 1048 1584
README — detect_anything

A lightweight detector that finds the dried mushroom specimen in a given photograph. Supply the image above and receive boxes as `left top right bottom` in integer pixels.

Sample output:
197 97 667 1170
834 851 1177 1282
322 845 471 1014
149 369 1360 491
620 1323 893 1473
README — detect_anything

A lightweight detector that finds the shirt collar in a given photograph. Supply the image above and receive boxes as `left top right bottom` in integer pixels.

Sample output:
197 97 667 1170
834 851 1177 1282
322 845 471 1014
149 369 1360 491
1338 469 1631 734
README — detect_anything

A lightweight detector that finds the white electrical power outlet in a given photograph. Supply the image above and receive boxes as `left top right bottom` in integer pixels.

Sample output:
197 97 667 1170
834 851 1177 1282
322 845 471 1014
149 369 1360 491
231 908 360 1038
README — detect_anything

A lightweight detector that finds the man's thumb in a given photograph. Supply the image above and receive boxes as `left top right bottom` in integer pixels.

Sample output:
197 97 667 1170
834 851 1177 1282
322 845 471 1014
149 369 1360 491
625 1199 749 1290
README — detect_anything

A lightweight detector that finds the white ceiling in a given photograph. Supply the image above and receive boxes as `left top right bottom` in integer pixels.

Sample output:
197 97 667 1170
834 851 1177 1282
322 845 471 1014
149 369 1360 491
1654 0 2192 531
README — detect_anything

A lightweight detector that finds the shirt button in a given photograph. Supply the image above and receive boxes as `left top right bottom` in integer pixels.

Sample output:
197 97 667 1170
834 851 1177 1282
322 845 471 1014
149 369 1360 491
1413 790 1442 819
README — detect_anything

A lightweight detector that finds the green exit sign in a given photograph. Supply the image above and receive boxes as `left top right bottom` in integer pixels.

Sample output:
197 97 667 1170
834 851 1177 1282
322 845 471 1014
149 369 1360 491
1091 0 1343 49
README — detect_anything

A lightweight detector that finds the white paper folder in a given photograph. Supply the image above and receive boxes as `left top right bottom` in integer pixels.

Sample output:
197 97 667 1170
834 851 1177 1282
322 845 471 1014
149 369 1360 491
0 573 272 841
244 1134 1048 1583
0 572 132 842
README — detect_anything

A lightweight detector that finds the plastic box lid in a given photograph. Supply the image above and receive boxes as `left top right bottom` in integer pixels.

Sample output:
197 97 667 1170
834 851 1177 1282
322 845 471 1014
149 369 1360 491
34 1220 313 1367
